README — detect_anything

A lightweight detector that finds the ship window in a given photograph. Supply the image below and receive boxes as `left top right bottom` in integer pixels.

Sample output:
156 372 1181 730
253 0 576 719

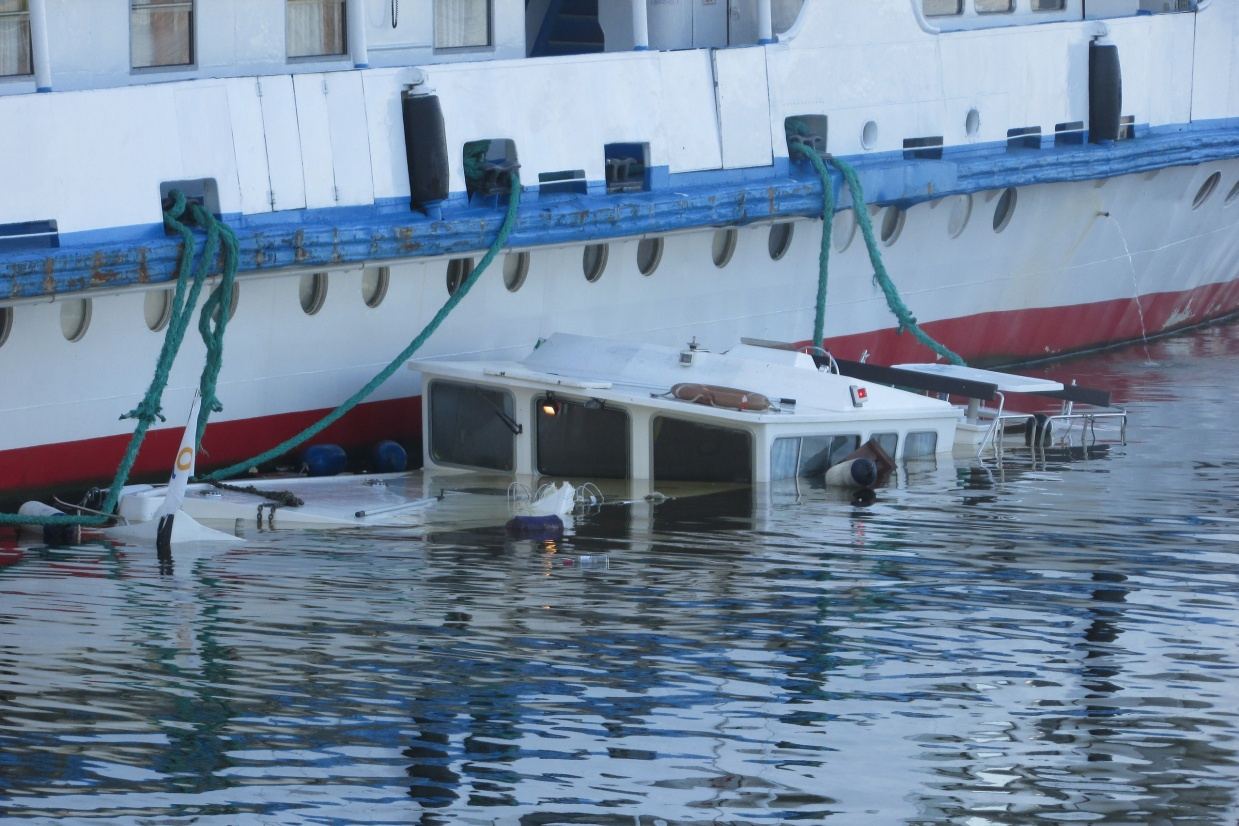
833 210 856 252
992 187 1017 232
299 272 328 315
537 397 629 478
0 306 12 348
771 434 860 480
362 266 389 307
712 229 737 268
768 222 794 260
446 257 474 295
131 0 194 69
0 0 32 77
922 0 961 16
947 194 972 238
144 288 172 332
872 432 898 458
1192 172 1221 210
435 0 490 49
965 108 980 138
880 207 905 246
583 244 608 282
976 0 1014 12
1224 179 1239 208
652 416 752 484
210 282 240 323
61 298 91 342
503 252 529 292
1033 0 1065 9
905 431 938 459
287 0 346 58
637 237 663 276
428 381 515 471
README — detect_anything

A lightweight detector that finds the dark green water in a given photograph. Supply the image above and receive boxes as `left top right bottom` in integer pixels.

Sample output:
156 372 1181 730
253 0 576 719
2 321 1238 825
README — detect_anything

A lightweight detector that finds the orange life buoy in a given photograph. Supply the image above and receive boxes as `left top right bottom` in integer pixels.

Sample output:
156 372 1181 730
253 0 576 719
670 383 772 412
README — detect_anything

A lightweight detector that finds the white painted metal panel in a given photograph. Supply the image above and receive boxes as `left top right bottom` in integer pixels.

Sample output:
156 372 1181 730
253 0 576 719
258 75 307 212
1191 1 1239 122
657 49 724 173
362 69 408 201
324 71 375 207
714 47 773 169
226 77 273 214
174 82 243 215
293 73 338 210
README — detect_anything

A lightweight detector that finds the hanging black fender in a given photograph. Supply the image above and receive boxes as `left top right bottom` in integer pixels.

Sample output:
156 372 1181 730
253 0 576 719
1089 41 1123 144
401 92 449 213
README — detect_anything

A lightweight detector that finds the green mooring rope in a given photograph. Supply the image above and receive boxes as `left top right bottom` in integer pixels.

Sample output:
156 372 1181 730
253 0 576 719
789 142 964 366
201 171 523 482
0 191 240 529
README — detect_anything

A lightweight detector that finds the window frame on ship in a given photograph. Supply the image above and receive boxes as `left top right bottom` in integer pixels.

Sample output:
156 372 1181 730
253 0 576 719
435 0 491 50
0 0 32 78
286 0 347 60
130 0 194 70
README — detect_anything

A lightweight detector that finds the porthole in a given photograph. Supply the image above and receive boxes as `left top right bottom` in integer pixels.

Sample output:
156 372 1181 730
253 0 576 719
880 206 905 246
362 266 389 308
947 194 972 238
210 283 240 323
965 108 981 139
832 210 856 252
583 244 608 282
299 272 328 315
861 120 878 150
446 258 474 296
992 187 1017 233
712 229 737 268
0 306 12 348
144 288 172 332
502 252 529 292
60 298 92 342
768 222 794 260
1193 172 1221 210
637 237 663 276
1225 179 1239 208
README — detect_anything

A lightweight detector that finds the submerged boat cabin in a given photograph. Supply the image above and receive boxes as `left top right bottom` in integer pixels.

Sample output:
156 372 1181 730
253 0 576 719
411 334 959 485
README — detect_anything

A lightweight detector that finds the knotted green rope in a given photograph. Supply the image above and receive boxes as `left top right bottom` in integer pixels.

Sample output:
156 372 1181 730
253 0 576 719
790 142 964 366
201 172 524 481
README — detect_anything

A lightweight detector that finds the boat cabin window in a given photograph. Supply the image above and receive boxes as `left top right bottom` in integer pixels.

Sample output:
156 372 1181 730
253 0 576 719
975 0 1014 13
537 397 629 479
923 0 962 15
131 0 195 69
872 433 898 458
436 0 491 49
653 417 752 484
905 431 938 459
770 435 860 481
287 0 347 59
428 380 516 471
1 1 31 77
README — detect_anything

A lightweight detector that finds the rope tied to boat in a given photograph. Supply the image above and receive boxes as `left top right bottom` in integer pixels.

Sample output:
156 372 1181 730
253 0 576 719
787 132 965 366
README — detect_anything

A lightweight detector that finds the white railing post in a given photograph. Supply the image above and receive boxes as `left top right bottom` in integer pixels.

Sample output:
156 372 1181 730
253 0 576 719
348 0 369 68
632 0 649 50
757 0 773 44
30 0 52 91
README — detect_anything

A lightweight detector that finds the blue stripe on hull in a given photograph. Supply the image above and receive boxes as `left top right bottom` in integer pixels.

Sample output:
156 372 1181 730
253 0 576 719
4 120 1239 302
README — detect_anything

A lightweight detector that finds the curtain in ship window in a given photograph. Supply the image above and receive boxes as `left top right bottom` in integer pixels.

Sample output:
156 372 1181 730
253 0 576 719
922 0 961 16
0 0 31 77
1032 0 1065 8
435 0 490 49
131 0 194 68
287 0 346 58
975 0 1014 12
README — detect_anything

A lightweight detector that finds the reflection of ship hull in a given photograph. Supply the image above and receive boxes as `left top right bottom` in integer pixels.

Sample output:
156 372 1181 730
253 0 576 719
4 3 1239 498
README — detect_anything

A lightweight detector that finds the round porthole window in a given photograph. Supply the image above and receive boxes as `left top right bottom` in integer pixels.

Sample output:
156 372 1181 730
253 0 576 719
362 266 389 308
880 206 905 246
712 229 737 268
503 252 529 292
210 282 240 323
833 210 857 252
299 272 328 315
0 306 13 348
637 237 663 276
61 298 92 342
965 108 981 139
768 222 794 260
992 187 1017 233
947 194 972 238
861 120 879 150
144 288 172 332
583 244 608 282
1193 171 1221 210
1225 179 1239 208
446 258 474 296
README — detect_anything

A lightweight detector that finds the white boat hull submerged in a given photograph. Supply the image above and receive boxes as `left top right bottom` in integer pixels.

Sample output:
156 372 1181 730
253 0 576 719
1 1 1236 498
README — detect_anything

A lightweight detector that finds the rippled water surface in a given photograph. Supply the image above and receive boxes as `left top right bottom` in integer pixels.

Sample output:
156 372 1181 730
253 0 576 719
3 322 1239 825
